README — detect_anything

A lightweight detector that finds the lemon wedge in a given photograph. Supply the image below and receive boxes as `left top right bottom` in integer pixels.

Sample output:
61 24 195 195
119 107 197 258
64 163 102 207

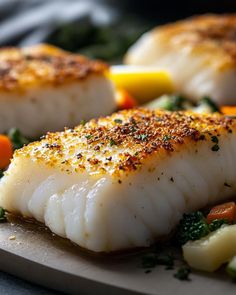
109 66 174 103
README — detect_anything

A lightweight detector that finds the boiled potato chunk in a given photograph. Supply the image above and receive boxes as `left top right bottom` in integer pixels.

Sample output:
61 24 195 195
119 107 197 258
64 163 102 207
183 225 236 272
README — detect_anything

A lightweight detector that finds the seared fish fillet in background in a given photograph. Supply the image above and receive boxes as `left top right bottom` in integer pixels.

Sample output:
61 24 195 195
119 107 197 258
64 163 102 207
0 44 115 137
126 14 236 105
0 109 236 252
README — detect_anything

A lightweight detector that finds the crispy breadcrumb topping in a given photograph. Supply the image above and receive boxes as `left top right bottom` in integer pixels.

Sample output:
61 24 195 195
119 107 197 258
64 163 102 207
0 44 108 91
15 109 235 176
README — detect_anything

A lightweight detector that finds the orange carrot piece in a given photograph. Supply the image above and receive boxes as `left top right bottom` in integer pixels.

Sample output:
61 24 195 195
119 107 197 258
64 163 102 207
116 88 137 110
207 202 236 224
221 106 236 116
0 135 13 169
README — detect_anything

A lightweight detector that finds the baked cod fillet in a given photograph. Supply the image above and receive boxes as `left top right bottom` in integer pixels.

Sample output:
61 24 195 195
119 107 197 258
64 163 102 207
125 14 236 105
0 44 115 137
1 109 236 252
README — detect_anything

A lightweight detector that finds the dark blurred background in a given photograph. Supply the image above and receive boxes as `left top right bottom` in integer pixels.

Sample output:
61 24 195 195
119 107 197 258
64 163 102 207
0 0 236 62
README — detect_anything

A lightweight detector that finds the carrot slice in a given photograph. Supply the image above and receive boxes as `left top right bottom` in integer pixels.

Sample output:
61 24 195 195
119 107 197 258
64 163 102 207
221 106 236 116
0 135 13 169
116 88 137 110
207 202 236 223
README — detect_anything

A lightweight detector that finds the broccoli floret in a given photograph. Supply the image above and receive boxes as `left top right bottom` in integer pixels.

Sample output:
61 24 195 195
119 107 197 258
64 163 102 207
175 212 210 245
208 219 229 231
175 212 231 245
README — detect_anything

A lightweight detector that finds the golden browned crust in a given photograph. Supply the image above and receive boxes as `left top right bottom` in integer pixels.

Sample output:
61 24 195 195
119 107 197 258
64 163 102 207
15 109 236 177
151 14 236 70
0 44 108 92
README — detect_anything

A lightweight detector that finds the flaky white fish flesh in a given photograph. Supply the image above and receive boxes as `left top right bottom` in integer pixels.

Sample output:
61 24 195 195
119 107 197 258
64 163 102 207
0 44 115 137
125 14 236 105
1 109 236 252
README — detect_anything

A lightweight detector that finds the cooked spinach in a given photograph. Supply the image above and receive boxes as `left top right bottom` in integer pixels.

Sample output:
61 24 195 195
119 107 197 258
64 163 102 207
8 128 29 150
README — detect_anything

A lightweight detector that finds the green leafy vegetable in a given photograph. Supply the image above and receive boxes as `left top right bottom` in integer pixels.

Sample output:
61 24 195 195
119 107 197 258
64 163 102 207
200 96 220 113
145 269 152 274
146 95 188 111
0 207 7 222
211 144 220 152
175 211 230 245
114 119 123 124
142 253 158 268
169 95 187 111
85 135 92 140
211 136 219 144
156 254 175 269
174 266 191 281
175 212 210 245
47 21 148 62
109 139 116 146
80 120 86 126
227 256 236 280
163 135 171 141
146 94 220 115
8 128 29 150
208 219 229 231
135 134 148 141
142 253 174 270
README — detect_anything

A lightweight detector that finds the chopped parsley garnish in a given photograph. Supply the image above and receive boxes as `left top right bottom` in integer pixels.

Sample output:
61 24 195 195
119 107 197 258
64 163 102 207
211 144 219 152
211 136 219 143
142 253 174 270
142 253 158 268
109 139 116 146
85 134 92 140
145 269 152 274
224 182 231 188
135 134 148 141
8 128 29 150
140 134 148 141
76 153 82 159
156 254 175 269
199 134 205 140
211 136 220 151
163 135 171 141
174 266 191 281
80 119 86 126
114 119 123 124
0 207 7 222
